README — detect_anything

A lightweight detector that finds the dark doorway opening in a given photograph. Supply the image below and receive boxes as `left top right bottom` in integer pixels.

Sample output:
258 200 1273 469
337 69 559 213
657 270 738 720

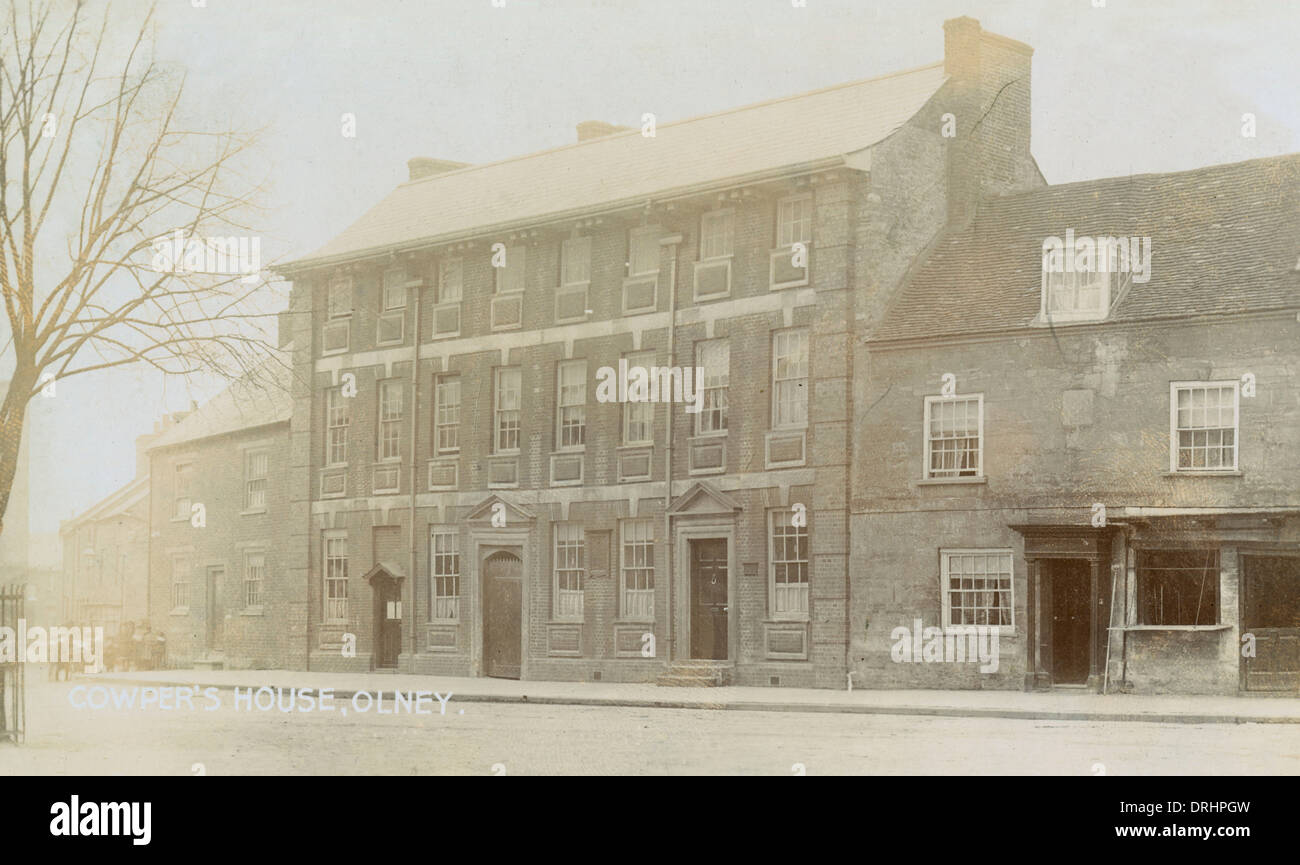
1243 554 1300 691
483 550 523 679
206 566 224 654
689 538 728 660
372 575 402 669
1050 559 1090 685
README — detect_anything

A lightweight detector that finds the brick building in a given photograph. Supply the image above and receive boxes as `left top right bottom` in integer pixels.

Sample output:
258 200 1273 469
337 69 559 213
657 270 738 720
147 363 300 670
856 154 1300 695
275 17 1040 686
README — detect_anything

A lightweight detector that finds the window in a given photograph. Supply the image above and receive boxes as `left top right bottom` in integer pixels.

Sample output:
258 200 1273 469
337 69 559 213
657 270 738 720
173 462 193 520
700 209 734 260
382 267 407 310
378 379 403 462
771 329 809 429
494 368 522 452
561 237 591 286
621 520 654 619
941 550 1014 629
1171 382 1239 472
1041 243 1111 321
1137 549 1219 626
326 387 349 465
623 352 654 445
556 360 586 449
924 395 983 479
245 551 265 607
495 245 527 293
628 227 660 276
324 531 348 621
438 258 463 303
777 194 812 248
171 555 190 610
435 375 461 454
770 511 809 617
430 528 460 620
244 450 268 511
327 276 352 319
554 523 585 620
696 340 729 434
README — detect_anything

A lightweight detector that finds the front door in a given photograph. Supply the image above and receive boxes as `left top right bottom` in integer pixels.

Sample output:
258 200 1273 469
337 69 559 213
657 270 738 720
1243 555 1300 691
483 551 523 679
374 577 402 669
690 539 728 660
206 567 224 654
1051 560 1090 685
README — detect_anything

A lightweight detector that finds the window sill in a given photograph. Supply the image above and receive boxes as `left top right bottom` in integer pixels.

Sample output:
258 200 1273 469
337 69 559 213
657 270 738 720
1164 470 1242 477
548 618 585 626
614 618 655 626
241 606 265 617
765 616 810 625
917 476 987 486
169 607 189 616
240 508 267 517
1109 624 1230 632
427 618 459 626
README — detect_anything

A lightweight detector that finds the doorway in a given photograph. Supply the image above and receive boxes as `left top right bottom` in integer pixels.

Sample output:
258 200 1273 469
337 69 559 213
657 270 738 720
1242 555 1300 691
206 567 224 654
483 550 523 679
1050 559 1090 685
372 575 402 669
689 538 728 660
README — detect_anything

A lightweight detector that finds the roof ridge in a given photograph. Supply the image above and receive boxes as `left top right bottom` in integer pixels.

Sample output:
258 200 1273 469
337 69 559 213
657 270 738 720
397 60 947 189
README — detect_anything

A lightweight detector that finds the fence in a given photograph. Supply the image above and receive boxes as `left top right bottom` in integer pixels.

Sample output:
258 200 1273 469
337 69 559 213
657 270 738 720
0 584 26 743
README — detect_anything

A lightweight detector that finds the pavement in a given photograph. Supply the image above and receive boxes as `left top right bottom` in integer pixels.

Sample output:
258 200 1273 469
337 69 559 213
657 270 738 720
68 667 1300 725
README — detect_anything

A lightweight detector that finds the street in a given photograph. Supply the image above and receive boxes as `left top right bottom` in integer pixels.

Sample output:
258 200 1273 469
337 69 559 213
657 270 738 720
2 680 1299 775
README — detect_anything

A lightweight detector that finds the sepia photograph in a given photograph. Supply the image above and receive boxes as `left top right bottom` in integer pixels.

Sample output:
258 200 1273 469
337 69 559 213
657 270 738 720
0 0 1296 838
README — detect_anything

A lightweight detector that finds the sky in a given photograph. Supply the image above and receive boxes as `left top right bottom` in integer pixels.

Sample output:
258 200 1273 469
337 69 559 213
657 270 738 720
21 0 1300 539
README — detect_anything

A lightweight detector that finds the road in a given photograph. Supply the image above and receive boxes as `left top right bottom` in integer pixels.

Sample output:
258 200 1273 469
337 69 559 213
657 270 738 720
2 680 1298 775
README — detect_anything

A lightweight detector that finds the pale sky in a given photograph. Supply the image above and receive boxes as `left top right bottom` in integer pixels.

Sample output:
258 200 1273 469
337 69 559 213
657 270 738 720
23 0 1300 539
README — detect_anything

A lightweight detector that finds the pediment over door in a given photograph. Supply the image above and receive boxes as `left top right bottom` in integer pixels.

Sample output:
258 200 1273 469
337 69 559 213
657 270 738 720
465 494 536 526
667 481 743 517
361 561 406 585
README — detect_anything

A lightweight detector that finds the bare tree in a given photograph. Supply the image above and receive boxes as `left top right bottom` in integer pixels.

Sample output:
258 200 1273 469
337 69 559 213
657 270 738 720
0 0 277 536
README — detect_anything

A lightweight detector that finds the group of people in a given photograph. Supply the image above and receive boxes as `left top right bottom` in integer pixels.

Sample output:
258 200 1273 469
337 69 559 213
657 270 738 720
45 621 166 680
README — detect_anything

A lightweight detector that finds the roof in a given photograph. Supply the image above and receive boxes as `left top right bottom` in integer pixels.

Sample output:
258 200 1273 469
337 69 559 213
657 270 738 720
288 62 949 268
872 153 1300 343
60 474 149 536
148 358 293 451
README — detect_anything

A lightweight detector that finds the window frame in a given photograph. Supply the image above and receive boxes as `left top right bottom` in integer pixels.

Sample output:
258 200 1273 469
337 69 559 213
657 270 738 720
429 527 460 622
776 193 813 249
323 530 348 623
699 208 735 261
325 386 349 466
495 244 527 294
173 462 194 521
327 276 353 320
695 338 729 436
555 359 587 451
553 522 585 621
768 510 810 620
628 226 661 276
622 351 655 445
560 236 592 287
377 379 404 463
170 554 191 612
437 257 463 303
771 328 809 430
243 448 269 512
1040 242 1112 323
244 550 266 609
434 374 461 455
382 266 407 311
620 519 655 620
494 367 522 454
923 394 985 481
940 548 1015 633
1169 380 1240 473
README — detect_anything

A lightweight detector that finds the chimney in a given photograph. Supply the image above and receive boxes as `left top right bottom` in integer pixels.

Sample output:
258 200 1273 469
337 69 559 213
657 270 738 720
407 157 471 181
942 17 1035 225
576 120 633 142
135 413 179 478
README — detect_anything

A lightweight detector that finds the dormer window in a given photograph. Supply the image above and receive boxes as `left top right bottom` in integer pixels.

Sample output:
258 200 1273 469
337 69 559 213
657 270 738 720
1040 238 1113 322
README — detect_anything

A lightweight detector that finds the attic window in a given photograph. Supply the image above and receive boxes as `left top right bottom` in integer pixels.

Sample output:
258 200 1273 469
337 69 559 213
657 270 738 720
1040 241 1113 323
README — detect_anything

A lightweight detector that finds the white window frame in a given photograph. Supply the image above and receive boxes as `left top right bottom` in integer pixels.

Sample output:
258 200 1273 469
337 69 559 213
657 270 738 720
244 448 269 512
435 374 461 455
326 386 349 466
494 367 522 453
771 329 809 430
561 236 592 287
327 276 353 320
622 351 655 445
171 554 191 612
620 520 655 620
940 549 1015 633
923 394 984 480
695 339 729 436
556 360 586 451
429 527 460 622
700 209 734 260
1169 381 1240 473
628 226 661 276
769 510 809 620
1040 242 1112 323
324 530 348 622
438 257 464 303
244 550 265 608
776 193 813 249
382 266 407 311
377 379 403 462
495 245 527 294
553 523 585 621
173 462 193 520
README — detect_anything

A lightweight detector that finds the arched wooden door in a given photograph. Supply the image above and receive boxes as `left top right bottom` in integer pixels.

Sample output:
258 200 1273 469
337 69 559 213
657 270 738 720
483 551 523 679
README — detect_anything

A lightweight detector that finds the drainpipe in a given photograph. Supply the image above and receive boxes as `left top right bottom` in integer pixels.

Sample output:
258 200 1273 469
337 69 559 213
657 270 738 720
408 280 421 667
661 232 682 662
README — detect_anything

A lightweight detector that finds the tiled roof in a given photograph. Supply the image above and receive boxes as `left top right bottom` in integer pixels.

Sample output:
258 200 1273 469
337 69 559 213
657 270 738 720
871 153 1300 343
148 358 293 450
289 63 949 267
60 474 149 535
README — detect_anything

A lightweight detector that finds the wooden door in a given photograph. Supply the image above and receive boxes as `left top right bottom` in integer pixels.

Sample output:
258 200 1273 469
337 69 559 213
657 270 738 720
206 567 224 653
1243 555 1300 691
483 551 523 679
1051 560 1090 684
689 539 728 660
374 577 402 669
